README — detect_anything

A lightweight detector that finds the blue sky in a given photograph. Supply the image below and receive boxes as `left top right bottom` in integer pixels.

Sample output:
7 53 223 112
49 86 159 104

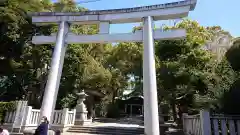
74 0 239 37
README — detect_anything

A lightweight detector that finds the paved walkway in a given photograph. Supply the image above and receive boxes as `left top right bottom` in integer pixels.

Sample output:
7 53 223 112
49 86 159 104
63 133 98 135
84 121 143 128
63 117 144 135
91 117 144 128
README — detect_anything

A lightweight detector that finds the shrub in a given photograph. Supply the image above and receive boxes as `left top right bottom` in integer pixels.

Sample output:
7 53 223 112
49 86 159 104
0 102 16 112
0 101 16 122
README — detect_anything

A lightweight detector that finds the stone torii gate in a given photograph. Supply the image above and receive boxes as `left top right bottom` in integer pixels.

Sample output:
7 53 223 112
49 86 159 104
30 0 197 134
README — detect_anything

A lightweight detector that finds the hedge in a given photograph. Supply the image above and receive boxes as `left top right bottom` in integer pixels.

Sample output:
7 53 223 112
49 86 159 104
0 101 16 112
0 101 17 122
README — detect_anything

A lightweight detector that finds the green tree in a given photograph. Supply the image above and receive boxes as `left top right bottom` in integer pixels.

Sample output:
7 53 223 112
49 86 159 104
155 20 228 120
106 42 143 99
216 37 240 114
0 0 52 103
226 37 240 71
0 0 106 110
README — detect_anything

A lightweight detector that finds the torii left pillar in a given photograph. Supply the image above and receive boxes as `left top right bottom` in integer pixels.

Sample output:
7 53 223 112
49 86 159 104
40 21 69 122
143 16 160 135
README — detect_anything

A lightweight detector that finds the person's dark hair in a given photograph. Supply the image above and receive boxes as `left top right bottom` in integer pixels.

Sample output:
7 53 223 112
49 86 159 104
55 130 61 135
0 127 3 132
42 116 49 124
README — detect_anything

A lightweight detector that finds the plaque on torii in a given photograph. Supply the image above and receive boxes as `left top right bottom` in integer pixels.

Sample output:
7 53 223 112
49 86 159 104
30 0 197 134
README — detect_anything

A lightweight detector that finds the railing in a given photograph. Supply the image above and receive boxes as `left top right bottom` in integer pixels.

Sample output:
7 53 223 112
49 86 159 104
4 111 16 123
211 114 240 135
52 110 63 125
66 109 76 126
28 109 40 126
4 105 76 132
182 114 201 135
182 110 240 135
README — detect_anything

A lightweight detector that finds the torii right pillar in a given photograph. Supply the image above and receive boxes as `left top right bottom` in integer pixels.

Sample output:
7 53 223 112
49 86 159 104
143 16 160 135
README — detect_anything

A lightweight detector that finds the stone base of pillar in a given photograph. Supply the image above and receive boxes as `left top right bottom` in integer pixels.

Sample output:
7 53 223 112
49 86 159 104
74 119 92 126
74 111 92 126
12 128 21 133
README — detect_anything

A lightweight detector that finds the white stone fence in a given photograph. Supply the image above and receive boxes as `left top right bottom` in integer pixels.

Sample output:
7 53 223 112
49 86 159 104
183 110 240 135
3 106 76 132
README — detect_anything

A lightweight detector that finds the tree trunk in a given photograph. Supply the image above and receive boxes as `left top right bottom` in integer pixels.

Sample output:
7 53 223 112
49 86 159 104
170 99 177 122
177 105 184 126
112 90 117 104
85 95 97 120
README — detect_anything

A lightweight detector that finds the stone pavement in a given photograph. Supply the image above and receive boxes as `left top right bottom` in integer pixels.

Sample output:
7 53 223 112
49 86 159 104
63 117 144 135
86 122 143 128
63 133 98 135
63 117 185 135
166 128 185 135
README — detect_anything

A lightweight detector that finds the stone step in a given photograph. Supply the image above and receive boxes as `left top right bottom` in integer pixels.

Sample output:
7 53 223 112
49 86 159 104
68 129 144 132
68 129 144 133
68 128 144 132
70 126 144 130
68 126 144 135
68 130 144 135
10 133 23 135
165 129 185 135
67 130 143 135
68 123 173 135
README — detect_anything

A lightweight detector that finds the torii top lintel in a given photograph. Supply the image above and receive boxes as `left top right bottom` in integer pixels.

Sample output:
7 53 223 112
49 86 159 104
31 0 197 25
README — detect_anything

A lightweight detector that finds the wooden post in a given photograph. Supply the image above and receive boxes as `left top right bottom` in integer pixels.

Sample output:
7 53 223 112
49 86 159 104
23 106 32 126
200 110 211 135
124 104 127 114
61 108 69 126
12 101 28 133
182 113 187 133
72 109 76 126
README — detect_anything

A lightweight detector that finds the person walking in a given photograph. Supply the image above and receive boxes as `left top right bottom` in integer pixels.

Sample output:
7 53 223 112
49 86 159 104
0 121 9 135
34 116 49 135
0 127 9 135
